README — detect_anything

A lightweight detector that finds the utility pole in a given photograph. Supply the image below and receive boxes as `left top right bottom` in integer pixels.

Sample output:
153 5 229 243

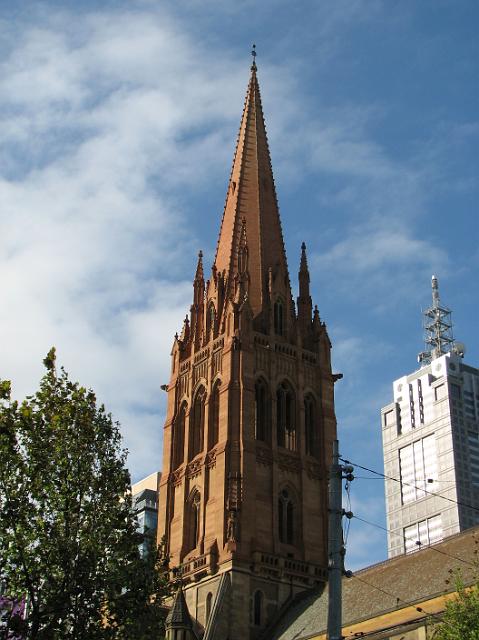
327 440 354 640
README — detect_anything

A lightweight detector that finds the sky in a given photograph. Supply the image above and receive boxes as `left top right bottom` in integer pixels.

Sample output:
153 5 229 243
1 0 478 570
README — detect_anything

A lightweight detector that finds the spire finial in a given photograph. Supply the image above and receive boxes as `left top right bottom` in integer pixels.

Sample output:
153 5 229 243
251 43 257 71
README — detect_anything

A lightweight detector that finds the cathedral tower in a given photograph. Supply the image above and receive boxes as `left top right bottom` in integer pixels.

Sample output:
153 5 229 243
157 57 338 640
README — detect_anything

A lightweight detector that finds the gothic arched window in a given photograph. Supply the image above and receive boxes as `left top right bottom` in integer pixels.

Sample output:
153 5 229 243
274 297 284 336
173 402 187 469
255 379 271 444
253 590 263 626
304 394 317 457
186 489 201 554
208 382 220 450
276 382 296 450
278 489 295 545
189 386 206 460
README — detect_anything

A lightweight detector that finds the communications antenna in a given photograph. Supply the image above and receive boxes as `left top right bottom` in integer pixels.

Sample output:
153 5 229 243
418 275 456 365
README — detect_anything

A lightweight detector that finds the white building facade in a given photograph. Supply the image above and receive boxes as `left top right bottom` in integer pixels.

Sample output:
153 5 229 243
381 279 479 557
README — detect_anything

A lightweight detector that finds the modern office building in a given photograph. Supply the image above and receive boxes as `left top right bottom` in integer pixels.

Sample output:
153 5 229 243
132 471 161 556
381 276 479 557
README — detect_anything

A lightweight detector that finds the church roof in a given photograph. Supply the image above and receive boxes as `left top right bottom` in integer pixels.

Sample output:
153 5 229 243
213 59 290 316
265 525 479 639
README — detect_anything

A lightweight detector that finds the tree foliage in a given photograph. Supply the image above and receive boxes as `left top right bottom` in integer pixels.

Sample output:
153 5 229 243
0 349 170 639
433 572 479 640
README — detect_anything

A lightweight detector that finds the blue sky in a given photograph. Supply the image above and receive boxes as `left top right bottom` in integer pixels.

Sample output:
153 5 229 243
1 0 477 569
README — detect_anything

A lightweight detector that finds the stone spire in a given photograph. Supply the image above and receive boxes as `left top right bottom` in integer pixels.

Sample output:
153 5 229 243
165 588 196 640
191 251 205 349
213 59 291 318
297 241 312 334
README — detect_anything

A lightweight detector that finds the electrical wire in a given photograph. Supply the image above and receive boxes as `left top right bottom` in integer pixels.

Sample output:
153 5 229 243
340 457 479 514
346 572 453 637
352 513 477 568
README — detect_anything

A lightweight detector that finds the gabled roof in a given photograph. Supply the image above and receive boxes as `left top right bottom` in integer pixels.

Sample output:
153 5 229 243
266 526 479 640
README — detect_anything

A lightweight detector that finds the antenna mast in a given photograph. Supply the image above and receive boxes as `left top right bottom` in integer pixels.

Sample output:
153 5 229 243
418 275 455 365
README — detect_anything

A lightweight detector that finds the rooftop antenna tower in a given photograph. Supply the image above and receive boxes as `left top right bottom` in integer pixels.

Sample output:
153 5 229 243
417 275 457 366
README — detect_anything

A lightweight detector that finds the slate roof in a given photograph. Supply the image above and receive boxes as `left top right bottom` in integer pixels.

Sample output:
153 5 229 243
165 588 193 629
266 525 479 640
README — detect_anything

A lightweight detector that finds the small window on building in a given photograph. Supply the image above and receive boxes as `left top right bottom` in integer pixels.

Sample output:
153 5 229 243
384 410 395 427
253 590 263 626
304 394 317 456
435 384 446 401
277 382 296 451
255 379 271 443
189 386 206 460
274 298 284 336
278 489 295 545
185 490 201 554
208 382 220 450
450 383 462 399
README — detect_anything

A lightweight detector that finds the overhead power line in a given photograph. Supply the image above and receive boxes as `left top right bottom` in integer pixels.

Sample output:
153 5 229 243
340 457 479 515
352 513 477 568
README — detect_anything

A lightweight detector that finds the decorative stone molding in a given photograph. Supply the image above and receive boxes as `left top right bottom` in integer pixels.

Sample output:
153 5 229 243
171 468 184 486
186 457 203 479
278 452 302 474
256 446 273 466
205 449 217 469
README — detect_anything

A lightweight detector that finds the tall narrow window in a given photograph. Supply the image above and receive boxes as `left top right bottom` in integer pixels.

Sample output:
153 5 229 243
253 590 263 626
208 382 220 450
274 298 284 336
399 434 437 504
173 402 187 469
255 379 270 443
304 395 317 457
185 490 201 554
189 387 206 460
277 382 296 450
278 489 295 545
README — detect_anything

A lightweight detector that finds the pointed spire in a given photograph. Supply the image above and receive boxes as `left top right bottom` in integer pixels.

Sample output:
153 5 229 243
165 587 194 631
298 242 310 299
195 250 204 281
213 53 291 318
193 250 205 307
297 242 312 335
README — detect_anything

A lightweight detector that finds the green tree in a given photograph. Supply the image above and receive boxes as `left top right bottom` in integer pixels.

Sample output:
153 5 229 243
433 573 479 640
0 349 170 639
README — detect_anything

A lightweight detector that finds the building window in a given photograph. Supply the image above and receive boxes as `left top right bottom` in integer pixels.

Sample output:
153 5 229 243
189 386 206 460
185 490 201 554
208 382 220 450
206 592 213 624
253 590 263 626
278 489 295 544
274 298 284 336
255 379 271 443
404 514 443 554
173 402 187 469
399 434 437 504
277 382 296 450
304 395 317 457
450 383 461 399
